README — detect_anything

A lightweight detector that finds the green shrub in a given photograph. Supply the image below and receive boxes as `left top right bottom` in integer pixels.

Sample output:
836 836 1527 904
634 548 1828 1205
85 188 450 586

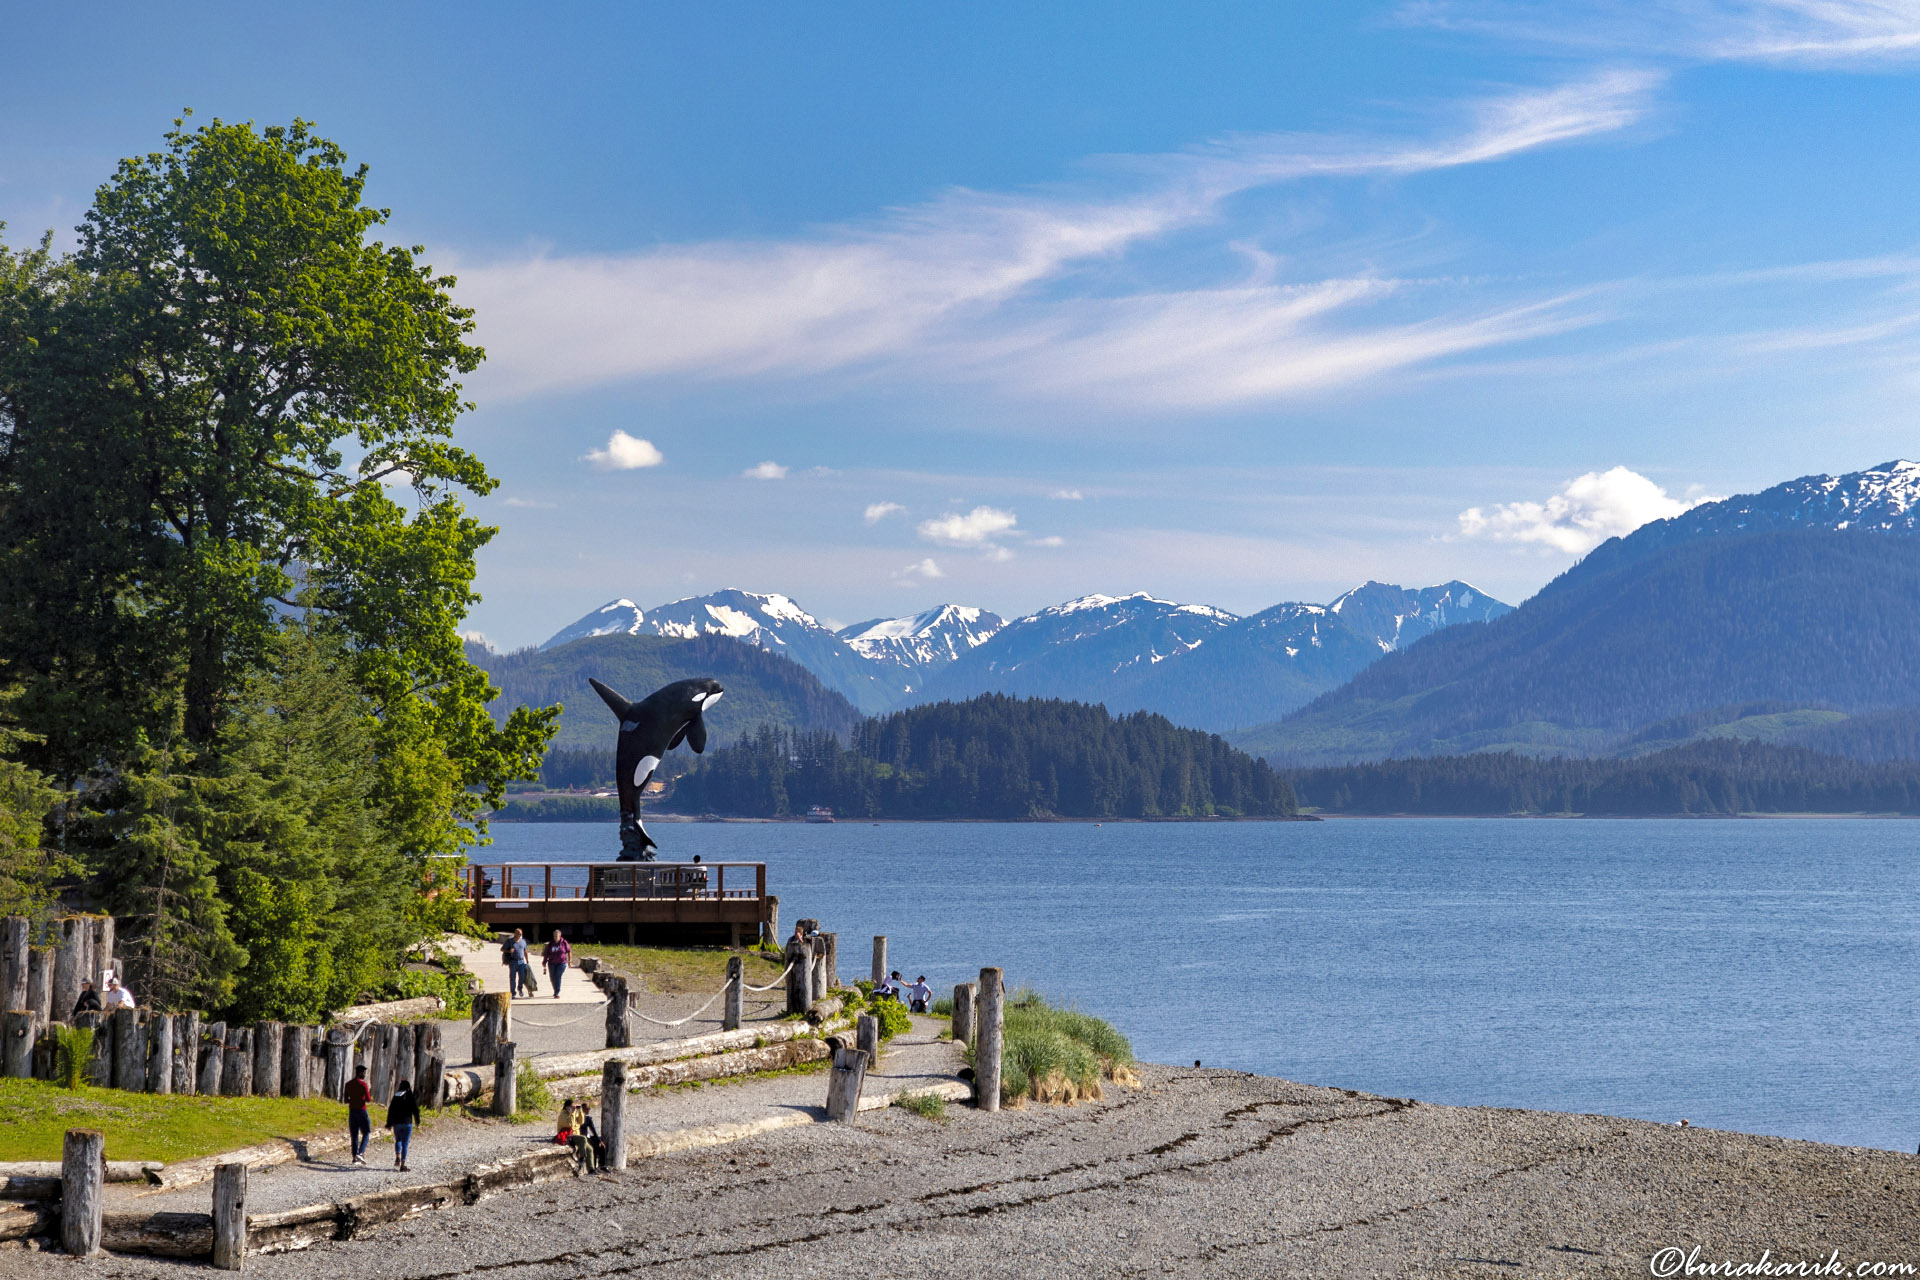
55 1025 94 1090
930 995 954 1017
513 1063 553 1119
376 968 474 1018
871 998 912 1041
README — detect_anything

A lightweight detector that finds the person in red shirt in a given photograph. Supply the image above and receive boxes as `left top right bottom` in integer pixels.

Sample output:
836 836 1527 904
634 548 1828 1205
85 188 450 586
344 1065 374 1166
543 929 573 998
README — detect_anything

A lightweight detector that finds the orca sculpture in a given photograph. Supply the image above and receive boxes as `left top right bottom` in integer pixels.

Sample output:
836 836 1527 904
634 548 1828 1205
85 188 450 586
588 676 725 861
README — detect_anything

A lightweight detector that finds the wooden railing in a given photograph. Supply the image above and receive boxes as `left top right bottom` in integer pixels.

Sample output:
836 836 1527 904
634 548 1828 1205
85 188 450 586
463 862 767 904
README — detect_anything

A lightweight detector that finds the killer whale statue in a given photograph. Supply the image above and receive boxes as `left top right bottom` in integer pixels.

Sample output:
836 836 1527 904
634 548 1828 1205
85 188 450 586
588 675 724 860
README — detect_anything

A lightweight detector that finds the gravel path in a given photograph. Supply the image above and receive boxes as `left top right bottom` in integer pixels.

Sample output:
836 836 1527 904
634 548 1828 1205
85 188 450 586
57 1062 1920 1279
100 1016 965 1220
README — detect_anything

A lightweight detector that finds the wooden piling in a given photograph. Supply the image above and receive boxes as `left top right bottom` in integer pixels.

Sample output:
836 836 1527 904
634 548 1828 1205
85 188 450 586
367 1023 394 1104
473 992 510 1063
211 1161 247 1270
786 938 813 1015
323 1027 351 1101
0 917 26 1013
61 1128 106 1258
822 933 839 990
723 956 743 1032
856 1013 880 1069
51 917 86 1023
764 895 779 948
282 1024 310 1099
604 980 631 1050
198 1020 227 1096
251 1021 281 1097
171 1010 199 1096
111 1006 143 1091
33 1021 61 1080
952 982 975 1047
824 1045 868 1122
222 1026 253 1096
812 944 828 999
413 1022 441 1091
492 1041 517 1117
381 1023 405 1099
418 1047 445 1110
90 916 115 986
147 1013 173 1094
25 947 50 1028
974 967 1004 1111
1 1010 32 1078
601 1060 628 1171
871 935 887 987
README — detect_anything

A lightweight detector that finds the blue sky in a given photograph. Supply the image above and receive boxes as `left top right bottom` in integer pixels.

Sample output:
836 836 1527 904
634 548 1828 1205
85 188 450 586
7 2 1920 647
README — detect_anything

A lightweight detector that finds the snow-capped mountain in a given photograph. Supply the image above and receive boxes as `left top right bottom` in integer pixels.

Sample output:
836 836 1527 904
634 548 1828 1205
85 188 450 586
542 589 902 712
542 581 1508 730
1573 459 1920 585
1326 581 1511 653
836 605 1005 691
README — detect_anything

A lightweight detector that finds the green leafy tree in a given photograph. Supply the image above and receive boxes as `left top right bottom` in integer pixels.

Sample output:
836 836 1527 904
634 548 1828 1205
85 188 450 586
0 112 554 855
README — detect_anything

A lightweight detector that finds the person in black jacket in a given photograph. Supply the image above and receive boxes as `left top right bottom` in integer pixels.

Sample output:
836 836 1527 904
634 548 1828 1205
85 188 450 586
72 981 101 1017
385 1080 421 1171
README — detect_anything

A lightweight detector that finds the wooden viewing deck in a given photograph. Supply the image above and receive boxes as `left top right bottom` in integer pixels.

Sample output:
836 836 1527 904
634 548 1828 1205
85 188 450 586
463 861 776 947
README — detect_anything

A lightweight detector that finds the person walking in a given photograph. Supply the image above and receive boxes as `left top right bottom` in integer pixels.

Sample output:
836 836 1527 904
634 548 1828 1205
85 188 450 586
543 929 572 999
385 1079 420 1171
345 1065 374 1166
508 929 531 998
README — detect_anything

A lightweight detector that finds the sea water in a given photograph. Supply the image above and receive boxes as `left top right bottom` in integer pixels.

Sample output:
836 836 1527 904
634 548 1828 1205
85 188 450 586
482 818 1920 1152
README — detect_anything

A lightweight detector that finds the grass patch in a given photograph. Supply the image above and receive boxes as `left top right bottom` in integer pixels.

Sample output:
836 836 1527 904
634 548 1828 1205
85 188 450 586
970 991 1136 1106
930 995 954 1017
0 1078 345 1163
577 944 788 995
892 1090 947 1121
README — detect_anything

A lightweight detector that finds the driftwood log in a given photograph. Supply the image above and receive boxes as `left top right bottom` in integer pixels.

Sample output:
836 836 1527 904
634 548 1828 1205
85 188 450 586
143 1133 348 1193
337 995 445 1023
245 1201 342 1255
0 1201 56 1243
104 1210 215 1259
0 1160 159 1183
806 996 844 1026
337 1181 463 1238
0 1175 59 1200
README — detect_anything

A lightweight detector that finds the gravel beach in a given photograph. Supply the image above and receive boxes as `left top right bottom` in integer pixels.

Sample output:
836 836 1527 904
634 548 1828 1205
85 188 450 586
37 1060 1918 1279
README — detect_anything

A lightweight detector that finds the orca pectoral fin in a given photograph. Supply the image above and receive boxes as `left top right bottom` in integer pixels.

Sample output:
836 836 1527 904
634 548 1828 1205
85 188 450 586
687 713 708 754
668 723 689 750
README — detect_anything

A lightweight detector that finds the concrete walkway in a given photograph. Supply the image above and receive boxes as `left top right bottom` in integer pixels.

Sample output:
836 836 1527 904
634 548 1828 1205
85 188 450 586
440 933 602 1004
110 1016 966 1219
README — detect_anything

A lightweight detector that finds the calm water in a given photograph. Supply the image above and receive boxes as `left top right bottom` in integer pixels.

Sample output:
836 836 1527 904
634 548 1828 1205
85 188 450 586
483 818 1920 1152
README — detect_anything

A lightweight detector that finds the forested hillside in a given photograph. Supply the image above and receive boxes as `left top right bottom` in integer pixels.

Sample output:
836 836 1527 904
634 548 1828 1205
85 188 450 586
472 632 861 754
1291 740 1920 815
660 694 1296 819
1239 531 1920 764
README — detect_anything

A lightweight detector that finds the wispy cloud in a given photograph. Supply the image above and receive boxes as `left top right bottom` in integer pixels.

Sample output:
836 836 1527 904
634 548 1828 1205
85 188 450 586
456 73 1654 411
918 506 1019 547
864 501 907 523
1049 488 1085 500
1404 1 1920 65
1457 466 1719 553
503 496 557 509
584 430 665 471
743 460 789 480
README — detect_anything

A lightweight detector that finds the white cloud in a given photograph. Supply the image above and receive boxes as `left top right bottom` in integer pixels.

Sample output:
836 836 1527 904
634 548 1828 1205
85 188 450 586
864 501 907 524
892 557 944 584
1457 467 1720 553
455 73 1654 410
1034 535 1066 547
1049 488 1085 500
459 629 495 652
743 461 789 480
503 496 556 509
1406 0 1920 65
584 430 665 471
918 506 1019 546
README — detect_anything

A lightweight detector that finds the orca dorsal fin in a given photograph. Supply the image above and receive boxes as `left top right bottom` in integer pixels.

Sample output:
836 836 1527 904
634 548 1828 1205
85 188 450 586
588 678 636 720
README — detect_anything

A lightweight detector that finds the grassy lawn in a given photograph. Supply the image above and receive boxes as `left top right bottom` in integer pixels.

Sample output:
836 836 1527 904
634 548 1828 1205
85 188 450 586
0 1079 346 1163
575 944 789 995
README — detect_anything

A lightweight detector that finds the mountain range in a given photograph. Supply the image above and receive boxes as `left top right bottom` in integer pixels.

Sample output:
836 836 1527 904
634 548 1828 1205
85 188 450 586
1239 460 1920 765
535 579 1512 731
